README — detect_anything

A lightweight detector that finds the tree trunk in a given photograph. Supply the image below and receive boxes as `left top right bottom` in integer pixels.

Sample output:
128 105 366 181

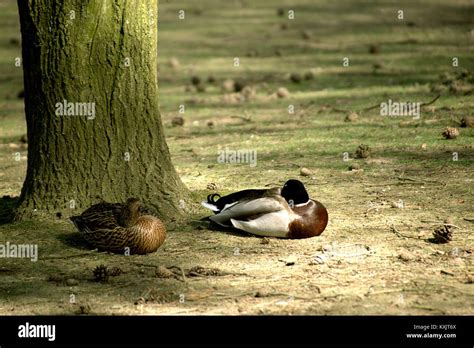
15 0 188 221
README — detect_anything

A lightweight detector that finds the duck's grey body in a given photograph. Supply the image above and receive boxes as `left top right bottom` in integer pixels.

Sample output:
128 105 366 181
202 181 328 239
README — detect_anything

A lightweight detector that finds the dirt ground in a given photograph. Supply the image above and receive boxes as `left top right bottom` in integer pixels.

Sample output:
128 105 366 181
1 165 473 315
0 0 473 315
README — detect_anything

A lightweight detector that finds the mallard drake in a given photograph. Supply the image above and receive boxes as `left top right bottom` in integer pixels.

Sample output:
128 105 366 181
70 198 166 254
201 179 328 239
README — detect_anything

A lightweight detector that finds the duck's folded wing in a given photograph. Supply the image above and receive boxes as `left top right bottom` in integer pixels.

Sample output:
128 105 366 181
209 197 284 226
231 210 290 237
71 211 119 232
76 202 123 224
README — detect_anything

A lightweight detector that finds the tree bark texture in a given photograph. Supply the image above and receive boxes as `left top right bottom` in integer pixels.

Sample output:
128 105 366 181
15 0 188 221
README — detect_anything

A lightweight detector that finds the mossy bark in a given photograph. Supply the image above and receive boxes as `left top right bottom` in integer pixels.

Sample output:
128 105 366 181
15 0 188 221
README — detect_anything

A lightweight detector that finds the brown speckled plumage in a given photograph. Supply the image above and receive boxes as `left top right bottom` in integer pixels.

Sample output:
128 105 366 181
70 198 166 254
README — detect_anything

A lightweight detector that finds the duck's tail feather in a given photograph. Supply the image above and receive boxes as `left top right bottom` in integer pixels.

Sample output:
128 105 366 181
70 216 88 233
201 193 222 212
201 201 220 212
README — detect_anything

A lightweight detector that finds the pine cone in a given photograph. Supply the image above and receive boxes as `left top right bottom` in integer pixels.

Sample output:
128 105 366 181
355 144 371 158
290 73 302 83
368 44 380 54
441 127 459 139
276 87 290 98
75 303 91 315
93 265 109 282
432 225 453 244
191 76 201 86
460 116 474 128
171 116 185 127
206 182 218 190
345 112 359 122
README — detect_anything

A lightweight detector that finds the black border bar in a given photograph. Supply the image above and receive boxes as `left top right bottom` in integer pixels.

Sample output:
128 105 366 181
0 315 472 346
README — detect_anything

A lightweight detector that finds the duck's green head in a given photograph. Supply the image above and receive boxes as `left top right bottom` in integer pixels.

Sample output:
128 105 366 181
281 179 309 205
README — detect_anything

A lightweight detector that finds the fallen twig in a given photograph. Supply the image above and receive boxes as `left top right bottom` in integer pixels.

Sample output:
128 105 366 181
420 94 441 108
331 106 350 113
362 178 440 187
230 115 252 122
365 207 379 214
366 289 414 296
442 223 461 229
412 305 445 313
397 181 426 185
162 309 199 315
304 181 330 185
398 176 440 185
397 177 426 185
363 182 398 187
230 275 291 286
390 226 422 240
166 246 218 255
397 176 419 182
440 270 455 276
180 267 187 283
276 161 301 168
361 103 381 112
165 247 190 254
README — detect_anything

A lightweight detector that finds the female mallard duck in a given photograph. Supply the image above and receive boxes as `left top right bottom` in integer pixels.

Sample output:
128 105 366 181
70 198 166 254
201 179 328 239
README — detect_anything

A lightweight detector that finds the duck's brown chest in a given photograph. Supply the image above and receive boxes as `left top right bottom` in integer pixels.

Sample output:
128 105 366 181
287 200 328 239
